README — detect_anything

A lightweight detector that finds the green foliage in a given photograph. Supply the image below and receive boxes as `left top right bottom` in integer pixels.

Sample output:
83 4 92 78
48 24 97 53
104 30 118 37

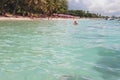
66 10 103 18
0 0 68 16
0 0 105 18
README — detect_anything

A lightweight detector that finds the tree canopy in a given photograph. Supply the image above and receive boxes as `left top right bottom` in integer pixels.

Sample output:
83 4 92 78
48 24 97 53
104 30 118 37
0 0 106 18
66 10 104 18
0 0 68 16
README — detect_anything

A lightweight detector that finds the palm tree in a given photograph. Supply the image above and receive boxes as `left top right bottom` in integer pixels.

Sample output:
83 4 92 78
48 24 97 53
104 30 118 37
29 0 40 17
0 0 68 16
0 0 5 15
13 0 19 16
42 0 68 16
41 0 58 16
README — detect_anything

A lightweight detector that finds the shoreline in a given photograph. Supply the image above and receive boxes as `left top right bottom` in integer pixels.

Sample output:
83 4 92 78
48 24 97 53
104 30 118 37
0 16 103 21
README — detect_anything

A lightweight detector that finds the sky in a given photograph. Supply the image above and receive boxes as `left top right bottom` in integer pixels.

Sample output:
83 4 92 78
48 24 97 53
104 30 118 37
68 0 120 16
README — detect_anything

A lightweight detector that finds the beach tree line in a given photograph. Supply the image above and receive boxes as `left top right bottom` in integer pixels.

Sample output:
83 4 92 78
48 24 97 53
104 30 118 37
66 10 104 18
0 0 68 16
0 0 106 18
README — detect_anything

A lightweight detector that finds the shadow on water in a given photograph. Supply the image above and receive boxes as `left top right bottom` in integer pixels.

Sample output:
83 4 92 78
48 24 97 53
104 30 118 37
60 47 120 80
59 75 91 80
93 47 120 80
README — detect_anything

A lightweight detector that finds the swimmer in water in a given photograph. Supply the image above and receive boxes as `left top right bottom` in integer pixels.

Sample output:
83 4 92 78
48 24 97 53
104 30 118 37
74 20 78 25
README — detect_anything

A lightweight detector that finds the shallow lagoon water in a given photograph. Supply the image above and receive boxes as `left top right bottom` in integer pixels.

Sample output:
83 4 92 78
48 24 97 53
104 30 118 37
0 20 120 80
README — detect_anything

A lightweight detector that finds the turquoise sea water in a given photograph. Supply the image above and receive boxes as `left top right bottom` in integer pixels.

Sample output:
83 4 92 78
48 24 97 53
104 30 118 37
0 19 120 80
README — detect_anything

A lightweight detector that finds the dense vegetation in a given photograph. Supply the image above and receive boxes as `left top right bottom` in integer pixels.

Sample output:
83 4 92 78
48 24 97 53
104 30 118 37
0 0 106 18
66 10 104 18
0 0 68 16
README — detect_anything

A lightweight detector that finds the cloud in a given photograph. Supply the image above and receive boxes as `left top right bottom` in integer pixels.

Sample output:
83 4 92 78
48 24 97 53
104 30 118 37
68 0 120 16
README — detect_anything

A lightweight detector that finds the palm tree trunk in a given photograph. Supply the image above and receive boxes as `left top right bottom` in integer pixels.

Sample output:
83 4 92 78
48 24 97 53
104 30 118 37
29 0 34 18
13 0 18 16
1 0 4 15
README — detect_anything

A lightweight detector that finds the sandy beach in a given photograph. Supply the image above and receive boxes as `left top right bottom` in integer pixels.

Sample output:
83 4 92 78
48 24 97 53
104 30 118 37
0 16 33 21
0 16 101 21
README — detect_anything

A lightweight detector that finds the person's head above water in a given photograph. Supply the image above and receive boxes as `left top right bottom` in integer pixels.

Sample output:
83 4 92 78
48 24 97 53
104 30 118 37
74 20 78 25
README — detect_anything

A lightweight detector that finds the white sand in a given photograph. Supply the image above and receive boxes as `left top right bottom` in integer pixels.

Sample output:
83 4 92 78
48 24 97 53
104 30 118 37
0 17 101 21
0 17 32 21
